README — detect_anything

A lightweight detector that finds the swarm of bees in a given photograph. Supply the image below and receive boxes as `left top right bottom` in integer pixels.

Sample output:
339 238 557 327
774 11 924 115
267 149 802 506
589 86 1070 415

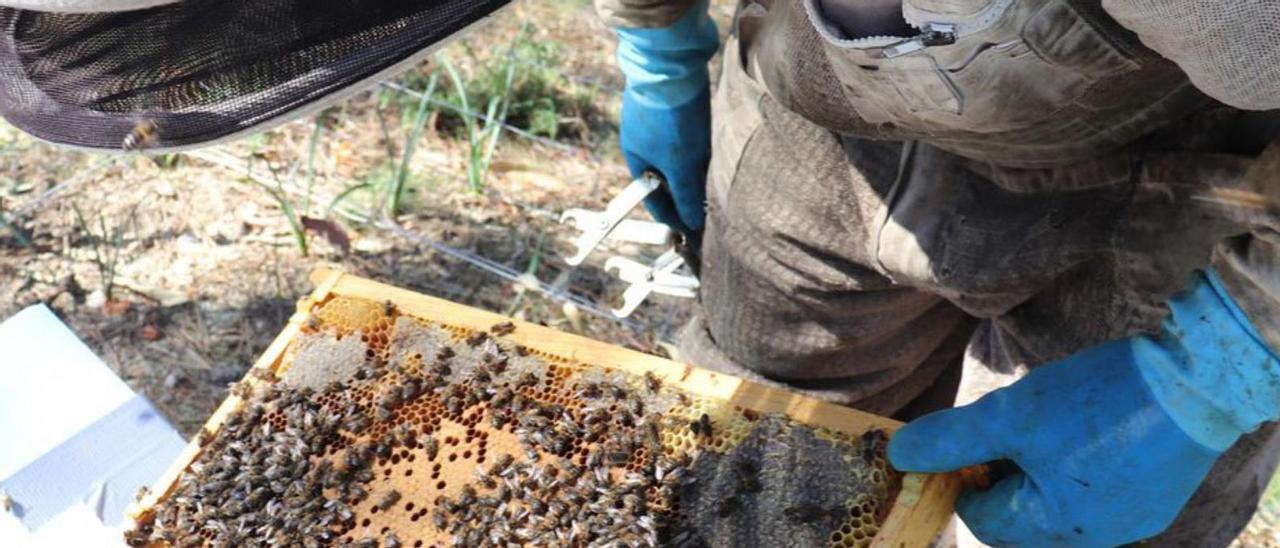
128 310 897 548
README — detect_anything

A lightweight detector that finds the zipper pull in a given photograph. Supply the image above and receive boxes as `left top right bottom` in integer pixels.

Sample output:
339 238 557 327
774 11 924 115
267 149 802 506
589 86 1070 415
882 22 958 58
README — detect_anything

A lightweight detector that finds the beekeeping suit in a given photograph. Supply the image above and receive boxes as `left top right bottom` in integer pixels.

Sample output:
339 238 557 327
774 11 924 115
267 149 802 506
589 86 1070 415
1 0 1279 544
604 0 1280 544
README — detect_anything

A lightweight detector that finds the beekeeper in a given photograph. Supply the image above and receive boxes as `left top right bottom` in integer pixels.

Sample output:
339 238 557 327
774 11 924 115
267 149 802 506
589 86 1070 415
605 0 1280 545
0 0 1277 545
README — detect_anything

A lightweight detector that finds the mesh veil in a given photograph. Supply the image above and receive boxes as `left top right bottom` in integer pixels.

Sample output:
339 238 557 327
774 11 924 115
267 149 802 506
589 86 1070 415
1102 0 1280 111
0 0 511 151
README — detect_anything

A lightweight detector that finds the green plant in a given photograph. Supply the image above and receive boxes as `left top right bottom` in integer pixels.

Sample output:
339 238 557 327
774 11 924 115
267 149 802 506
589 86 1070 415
388 73 440 215
504 229 547 316
303 113 326 214
71 202 135 300
438 45 514 193
398 22 603 142
244 155 308 256
0 210 31 249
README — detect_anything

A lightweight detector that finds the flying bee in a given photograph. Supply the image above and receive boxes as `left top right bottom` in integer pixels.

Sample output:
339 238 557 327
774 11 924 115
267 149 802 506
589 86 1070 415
121 120 159 152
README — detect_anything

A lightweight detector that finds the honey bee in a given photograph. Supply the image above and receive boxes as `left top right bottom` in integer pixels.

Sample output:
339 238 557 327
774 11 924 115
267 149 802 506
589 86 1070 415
690 413 713 441
490 321 516 336
382 300 397 316
376 490 401 511
121 120 159 152
466 331 489 347
383 532 402 548
643 371 662 393
420 435 439 460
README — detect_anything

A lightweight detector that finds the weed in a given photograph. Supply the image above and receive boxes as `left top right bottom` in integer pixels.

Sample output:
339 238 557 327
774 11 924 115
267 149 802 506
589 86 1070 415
0 211 31 249
396 22 603 142
437 35 515 193
243 155 308 256
388 73 440 215
504 229 547 316
71 202 136 300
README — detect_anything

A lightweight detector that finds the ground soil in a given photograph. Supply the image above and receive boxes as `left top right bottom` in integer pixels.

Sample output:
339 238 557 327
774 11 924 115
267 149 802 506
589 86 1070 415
0 0 1274 544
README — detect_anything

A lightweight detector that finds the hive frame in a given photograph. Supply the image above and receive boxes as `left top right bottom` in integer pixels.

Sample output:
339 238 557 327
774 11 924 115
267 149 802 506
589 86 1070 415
128 268 964 547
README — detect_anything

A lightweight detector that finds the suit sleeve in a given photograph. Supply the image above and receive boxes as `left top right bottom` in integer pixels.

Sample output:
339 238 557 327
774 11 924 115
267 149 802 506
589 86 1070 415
1103 0 1280 111
595 0 699 28
1211 140 1280 354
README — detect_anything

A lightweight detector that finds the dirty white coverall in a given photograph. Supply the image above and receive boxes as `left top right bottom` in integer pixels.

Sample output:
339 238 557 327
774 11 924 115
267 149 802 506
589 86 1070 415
599 0 1280 543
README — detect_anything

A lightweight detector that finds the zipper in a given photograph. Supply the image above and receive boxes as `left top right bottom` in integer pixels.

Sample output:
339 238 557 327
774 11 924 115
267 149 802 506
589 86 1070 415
881 22 958 58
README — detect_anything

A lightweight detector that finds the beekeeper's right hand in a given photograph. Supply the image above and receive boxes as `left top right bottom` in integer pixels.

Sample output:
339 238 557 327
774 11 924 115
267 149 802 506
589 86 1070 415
888 270 1280 546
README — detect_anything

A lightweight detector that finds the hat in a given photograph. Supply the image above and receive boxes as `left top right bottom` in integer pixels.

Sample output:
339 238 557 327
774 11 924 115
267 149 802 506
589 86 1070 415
0 0 511 152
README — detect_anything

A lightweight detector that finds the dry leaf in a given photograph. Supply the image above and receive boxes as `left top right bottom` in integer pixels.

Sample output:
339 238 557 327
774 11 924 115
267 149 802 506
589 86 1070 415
301 216 351 253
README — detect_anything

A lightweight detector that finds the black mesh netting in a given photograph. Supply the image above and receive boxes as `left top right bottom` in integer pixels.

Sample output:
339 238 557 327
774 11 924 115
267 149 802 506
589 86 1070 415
0 0 511 150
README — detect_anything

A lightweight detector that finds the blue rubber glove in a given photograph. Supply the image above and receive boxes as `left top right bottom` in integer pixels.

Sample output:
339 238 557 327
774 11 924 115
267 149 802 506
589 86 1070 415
889 270 1280 546
615 1 718 242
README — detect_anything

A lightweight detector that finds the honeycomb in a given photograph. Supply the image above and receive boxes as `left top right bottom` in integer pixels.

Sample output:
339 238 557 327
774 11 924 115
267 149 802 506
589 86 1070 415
128 295 900 547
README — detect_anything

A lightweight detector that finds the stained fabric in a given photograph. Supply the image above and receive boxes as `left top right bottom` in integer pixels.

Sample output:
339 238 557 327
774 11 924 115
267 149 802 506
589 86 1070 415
677 27 1280 543
0 0 510 151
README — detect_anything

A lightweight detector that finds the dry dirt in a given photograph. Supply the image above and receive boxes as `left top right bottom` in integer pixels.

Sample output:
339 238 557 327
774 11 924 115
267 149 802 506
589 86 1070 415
0 0 1274 544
